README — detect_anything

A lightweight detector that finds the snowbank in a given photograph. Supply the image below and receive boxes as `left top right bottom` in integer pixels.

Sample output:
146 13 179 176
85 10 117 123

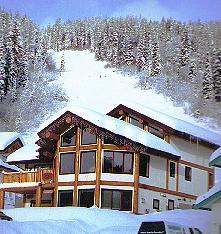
0 132 24 151
0 207 211 234
6 143 39 163
39 105 181 158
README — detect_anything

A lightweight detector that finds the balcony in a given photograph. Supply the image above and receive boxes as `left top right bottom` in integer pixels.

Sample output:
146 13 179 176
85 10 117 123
2 168 54 184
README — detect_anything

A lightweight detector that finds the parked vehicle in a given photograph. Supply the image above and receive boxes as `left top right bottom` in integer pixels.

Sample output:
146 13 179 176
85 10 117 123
138 221 203 234
0 211 13 221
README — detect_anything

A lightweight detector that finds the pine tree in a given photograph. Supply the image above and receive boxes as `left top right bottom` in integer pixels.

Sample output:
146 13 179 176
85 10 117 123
212 49 221 102
149 41 161 77
124 39 134 66
60 53 65 72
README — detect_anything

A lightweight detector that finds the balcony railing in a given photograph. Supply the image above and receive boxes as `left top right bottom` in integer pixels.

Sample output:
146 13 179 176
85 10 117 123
2 168 54 184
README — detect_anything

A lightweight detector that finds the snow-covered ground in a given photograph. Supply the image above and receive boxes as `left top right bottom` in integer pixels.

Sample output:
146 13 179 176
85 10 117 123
0 207 211 234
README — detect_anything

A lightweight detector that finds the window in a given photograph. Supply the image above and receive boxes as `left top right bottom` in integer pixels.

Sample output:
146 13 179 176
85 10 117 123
80 151 96 173
139 154 150 177
170 162 176 178
148 124 164 139
78 189 94 208
129 115 144 129
101 189 132 211
168 199 174 210
61 127 76 147
58 190 73 207
185 166 192 181
208 173 214 189
81 129 97 145
103 151 133 174
60 152 75 174
153 199 160 210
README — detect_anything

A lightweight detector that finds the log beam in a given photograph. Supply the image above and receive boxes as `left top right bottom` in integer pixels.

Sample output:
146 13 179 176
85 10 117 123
45 132 60 141
95 136 102 207
133 152 139 214
0 190 5 209
73 127 80 206
35 186 42 207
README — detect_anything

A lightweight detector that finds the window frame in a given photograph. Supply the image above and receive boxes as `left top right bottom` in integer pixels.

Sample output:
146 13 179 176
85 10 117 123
78 189 95 208
168 199 174 210
58 190 73 207
185 166 192 181
148 124 164 139
129 115 145 129
153 199 160 210
81 129 97 145
139 153 150 178
60 127 77 147
59 152 75 175
102 150 134 174
101 189 132 211
169 161 176 178
80 150 96 174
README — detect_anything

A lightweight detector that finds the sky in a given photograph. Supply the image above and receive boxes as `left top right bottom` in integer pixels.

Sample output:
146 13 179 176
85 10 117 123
0 0 220 26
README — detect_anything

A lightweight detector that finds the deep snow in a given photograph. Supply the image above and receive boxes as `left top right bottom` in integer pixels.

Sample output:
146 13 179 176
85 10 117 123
0 207 211 234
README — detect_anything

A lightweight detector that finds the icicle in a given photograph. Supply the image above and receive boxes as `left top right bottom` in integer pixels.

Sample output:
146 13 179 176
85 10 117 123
196 137 199 152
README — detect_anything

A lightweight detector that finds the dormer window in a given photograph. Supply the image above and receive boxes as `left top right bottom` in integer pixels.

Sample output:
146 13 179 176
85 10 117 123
61 127 77 147
129 115 144 129
148 124 164 139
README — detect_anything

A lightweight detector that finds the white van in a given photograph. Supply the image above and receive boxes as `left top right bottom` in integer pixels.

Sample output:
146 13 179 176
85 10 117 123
138 221 203 234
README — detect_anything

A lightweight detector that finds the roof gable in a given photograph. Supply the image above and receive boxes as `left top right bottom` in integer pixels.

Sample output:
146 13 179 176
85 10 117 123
37 105 181 159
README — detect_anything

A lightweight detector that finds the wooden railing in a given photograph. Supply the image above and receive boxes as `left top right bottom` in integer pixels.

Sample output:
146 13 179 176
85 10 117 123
2 168 54 184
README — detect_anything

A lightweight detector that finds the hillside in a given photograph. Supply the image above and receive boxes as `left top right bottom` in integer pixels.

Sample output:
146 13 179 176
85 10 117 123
49 49 221 135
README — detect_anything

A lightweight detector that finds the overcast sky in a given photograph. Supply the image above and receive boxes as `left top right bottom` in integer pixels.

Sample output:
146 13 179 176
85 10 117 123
0 0 220 26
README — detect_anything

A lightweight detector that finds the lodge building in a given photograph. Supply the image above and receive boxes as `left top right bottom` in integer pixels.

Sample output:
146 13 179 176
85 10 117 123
0 104 220 214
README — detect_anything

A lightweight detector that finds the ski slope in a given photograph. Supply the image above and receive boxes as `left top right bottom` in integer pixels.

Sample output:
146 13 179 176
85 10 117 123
50 49 221 134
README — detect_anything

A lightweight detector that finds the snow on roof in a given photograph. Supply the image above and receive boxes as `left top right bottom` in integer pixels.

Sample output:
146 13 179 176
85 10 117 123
0 182 40 189
39 105 181 158
114 102 221 146
210 147 221 163
195 180 221 209
0 159 20 172
0 132 25 151
6 143 39 163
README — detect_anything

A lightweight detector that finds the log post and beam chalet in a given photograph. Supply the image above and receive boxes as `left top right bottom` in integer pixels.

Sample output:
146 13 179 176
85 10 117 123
133 152 140 214
73 127 81 206
95 136 102 207
0 190 5 209
36 186 42 207
45 132 60 141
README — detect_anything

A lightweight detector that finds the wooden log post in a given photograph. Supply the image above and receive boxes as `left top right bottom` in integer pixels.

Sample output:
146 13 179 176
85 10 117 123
133 152 140 214
53 140 60 207
73 127 80 207
95 136 102 207
0 190 5 209
35 186 42 207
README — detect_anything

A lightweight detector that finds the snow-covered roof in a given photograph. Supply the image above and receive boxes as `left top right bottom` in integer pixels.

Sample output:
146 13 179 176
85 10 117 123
0 132 25 151
39 105 181 158
6 143 39 163
110 102 221 146
0 159 20 172
0 182 40 189
194 180 221 209
210 147 221 167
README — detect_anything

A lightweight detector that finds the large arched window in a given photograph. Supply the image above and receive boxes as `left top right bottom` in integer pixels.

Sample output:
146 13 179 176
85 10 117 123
61 127 77 147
